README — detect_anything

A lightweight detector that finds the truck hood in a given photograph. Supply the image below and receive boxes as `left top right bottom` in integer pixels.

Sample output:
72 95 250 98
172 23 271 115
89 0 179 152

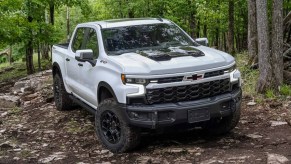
108 46 235 75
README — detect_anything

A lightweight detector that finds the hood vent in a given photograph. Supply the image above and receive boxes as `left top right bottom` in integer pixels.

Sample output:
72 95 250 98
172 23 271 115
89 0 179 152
187 51 205 57
147 54 172 61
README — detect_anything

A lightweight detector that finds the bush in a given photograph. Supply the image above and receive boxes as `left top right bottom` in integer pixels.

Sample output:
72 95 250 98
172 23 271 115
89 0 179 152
280 84 291 96
266 89 276 99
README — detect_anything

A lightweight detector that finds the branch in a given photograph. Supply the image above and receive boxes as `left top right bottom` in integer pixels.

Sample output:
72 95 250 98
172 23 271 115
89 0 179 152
284 11 291 25
283 47 291 60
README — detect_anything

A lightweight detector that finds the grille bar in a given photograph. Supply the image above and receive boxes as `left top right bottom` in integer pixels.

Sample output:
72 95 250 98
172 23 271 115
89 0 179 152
146 78 231 104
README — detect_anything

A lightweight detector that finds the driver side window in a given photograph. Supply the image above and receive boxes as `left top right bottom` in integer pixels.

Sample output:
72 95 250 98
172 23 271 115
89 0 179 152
83 28 99 59
72 28 86 52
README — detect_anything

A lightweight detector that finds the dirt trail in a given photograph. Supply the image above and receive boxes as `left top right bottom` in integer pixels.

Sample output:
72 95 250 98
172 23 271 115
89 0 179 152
0 72 291 164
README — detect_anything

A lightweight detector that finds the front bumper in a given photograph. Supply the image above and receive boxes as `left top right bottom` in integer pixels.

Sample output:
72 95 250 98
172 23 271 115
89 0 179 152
119 88 242 129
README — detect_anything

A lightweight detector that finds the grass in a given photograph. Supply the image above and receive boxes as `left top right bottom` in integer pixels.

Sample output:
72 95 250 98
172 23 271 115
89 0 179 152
280 84 291 96
236 52 259 97
20 150 32 158
266 89 276 99
9 107 21 115
0 53 51 82
65 119 83 134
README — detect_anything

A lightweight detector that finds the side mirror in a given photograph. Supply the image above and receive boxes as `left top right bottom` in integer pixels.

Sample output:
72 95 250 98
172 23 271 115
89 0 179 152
75 49 96 66
195 38 209 46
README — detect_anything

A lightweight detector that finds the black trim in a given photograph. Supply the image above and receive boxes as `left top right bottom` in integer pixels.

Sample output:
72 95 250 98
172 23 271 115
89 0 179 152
69 95 96 115
97 82 118 103
52 62 62 78
119 88 242 129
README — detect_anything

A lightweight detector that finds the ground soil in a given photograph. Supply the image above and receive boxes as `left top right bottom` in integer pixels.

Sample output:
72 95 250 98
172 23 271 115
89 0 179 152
0 75 291 164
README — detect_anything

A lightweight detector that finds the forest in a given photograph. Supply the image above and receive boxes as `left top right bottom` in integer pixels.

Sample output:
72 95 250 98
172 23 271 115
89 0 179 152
0 0 291 94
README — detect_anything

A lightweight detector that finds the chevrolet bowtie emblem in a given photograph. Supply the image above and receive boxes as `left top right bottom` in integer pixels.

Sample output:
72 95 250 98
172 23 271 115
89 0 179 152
183 74 204 81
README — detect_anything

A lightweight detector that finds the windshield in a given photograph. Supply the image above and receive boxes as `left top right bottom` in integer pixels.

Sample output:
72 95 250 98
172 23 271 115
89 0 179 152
101 23 197 55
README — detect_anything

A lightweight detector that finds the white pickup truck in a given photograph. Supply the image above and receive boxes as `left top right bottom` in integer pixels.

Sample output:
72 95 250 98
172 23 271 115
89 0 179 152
52 18 242 153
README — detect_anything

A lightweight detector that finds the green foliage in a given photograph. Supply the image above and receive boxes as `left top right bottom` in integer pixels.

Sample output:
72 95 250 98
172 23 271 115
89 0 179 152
280 85 291 96
236 52 259 96
266 89 276 99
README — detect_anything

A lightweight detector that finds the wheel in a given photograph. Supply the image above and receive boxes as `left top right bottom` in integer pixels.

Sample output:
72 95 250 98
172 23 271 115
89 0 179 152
95 98 140 153
203 104 241 135
53 74 74 111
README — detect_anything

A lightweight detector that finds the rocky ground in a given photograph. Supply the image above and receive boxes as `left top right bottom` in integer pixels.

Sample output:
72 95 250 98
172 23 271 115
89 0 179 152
0 71 291 164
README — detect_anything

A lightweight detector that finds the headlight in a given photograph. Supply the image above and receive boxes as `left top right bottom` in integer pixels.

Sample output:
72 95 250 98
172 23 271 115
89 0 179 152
224 64 236 73
121 74 148 85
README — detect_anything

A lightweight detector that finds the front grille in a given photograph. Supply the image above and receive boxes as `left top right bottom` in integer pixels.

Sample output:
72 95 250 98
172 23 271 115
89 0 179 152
146 78 231 104
153 76 184 83
204 70 224 78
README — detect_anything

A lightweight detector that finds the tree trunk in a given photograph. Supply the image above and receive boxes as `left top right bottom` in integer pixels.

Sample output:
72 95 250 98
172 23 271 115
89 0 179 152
271 0 284 90
26 40 34 75
196 20 200 38
203 24 207 37
49 0 55 25
9 46 12 65
227 0 235 55
256 0 273 93
189 13 196 38
248 0 258 65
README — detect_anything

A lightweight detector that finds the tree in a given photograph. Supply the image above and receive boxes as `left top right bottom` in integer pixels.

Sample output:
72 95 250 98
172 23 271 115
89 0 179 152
271 0 284 88
256 0 273 93
247 0 257 65
227 0 235 55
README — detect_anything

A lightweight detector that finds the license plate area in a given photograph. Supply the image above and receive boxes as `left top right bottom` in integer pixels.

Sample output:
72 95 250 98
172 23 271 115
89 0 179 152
188 108 210 123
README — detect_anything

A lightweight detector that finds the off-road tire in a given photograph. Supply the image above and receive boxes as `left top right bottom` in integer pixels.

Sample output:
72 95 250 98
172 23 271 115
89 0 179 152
95 98 140 153
203 105 241 135
53 74 73 111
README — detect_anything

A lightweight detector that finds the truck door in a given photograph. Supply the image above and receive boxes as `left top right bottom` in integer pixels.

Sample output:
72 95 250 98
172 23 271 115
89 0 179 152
66 27 86 96
78 27 101 107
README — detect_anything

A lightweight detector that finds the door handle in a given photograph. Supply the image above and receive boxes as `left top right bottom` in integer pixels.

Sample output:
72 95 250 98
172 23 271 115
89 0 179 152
66 58 70 61
78 63 83 67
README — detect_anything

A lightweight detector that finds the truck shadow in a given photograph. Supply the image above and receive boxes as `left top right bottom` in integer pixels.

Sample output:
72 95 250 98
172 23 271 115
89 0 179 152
73 108 249 152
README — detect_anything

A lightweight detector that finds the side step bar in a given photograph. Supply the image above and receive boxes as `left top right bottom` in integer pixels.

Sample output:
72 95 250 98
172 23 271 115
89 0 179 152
69 95 96 115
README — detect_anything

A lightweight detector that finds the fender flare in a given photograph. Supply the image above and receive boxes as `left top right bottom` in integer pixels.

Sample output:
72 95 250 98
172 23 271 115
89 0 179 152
52 62 63 78
97 81 118 103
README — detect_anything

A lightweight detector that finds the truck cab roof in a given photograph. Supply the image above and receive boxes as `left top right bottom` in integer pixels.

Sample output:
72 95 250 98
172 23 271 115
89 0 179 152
78 18 172 29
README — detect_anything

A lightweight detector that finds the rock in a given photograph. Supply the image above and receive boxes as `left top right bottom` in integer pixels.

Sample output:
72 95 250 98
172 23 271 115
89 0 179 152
246 134 263 139
0 95 20 108
13 157 20 160
43 130 56 134
102 162 111 164
1 112 8 117
22 93 38 101
21 86 34 94
38 152 66 163
166 148 184 153
4 67 14 72
13 148 21 152
247 101 256 106
267 153 289 164
100 149 109 154
0 129 6 134
136 156 152 164
0 141 13 149
227 156 250 163
200 158 224 164
270 121 288 127
13 81 27 93
270 102 283 108
45 95 54 103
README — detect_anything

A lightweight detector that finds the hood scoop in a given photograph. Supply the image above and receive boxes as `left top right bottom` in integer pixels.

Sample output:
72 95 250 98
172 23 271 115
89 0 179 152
138 46 205 61
148 54 172 61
